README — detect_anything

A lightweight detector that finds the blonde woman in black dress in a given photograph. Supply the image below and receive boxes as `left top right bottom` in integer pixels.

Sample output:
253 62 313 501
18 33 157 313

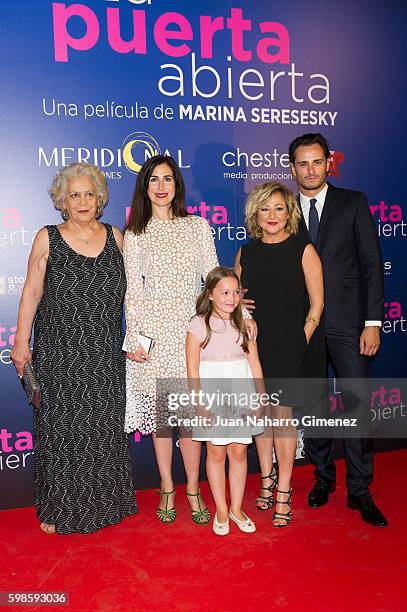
235 182 324 527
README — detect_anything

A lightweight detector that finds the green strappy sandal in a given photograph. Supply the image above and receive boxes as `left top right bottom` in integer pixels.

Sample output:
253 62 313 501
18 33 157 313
156 489 176 523
256 467 278 511
186 489 211 525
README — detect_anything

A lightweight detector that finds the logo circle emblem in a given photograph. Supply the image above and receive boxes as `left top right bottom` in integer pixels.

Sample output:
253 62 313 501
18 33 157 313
122 132 161 173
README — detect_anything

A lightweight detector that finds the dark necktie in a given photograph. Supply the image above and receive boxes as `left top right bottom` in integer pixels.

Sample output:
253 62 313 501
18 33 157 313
308 198 319 244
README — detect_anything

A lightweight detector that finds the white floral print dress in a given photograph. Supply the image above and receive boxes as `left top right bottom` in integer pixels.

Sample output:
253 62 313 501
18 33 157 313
123 215 218 434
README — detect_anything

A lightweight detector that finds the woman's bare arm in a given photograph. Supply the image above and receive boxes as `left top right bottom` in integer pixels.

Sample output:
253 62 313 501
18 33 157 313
302 243 324 343
11 228 49 375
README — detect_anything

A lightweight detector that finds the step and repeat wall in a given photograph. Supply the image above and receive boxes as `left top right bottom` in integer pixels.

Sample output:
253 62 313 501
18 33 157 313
1 0 406 508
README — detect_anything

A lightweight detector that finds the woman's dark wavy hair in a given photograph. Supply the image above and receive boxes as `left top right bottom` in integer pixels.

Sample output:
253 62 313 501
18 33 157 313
196 266 249 353
126 155 188 234
288 133 330 164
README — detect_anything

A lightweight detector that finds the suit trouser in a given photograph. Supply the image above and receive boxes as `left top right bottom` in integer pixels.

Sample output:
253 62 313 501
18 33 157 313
305 325 373 497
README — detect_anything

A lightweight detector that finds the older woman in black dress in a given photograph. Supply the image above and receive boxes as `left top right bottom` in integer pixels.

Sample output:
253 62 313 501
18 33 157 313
11 162 137 534
235 181 324 527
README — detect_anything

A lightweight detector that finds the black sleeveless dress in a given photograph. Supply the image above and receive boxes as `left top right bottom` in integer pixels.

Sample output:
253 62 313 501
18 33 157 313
32 224 137 534
240 233 310 407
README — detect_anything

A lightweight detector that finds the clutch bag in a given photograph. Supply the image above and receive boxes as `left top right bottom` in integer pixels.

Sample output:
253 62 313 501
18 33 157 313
122 332 155 355
20 362 41 409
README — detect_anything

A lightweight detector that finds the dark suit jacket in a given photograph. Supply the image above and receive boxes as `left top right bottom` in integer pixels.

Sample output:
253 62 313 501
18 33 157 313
298 183 384 329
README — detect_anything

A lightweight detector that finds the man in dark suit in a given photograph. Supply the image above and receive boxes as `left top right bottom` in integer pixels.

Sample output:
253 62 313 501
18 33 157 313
289 132 387 526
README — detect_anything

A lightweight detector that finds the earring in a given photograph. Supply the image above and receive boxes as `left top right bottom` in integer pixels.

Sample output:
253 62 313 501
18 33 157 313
61 208 69 221
96 205 102 218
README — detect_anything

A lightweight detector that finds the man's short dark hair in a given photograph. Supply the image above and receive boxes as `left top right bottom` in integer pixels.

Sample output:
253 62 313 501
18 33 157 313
288 133 330 164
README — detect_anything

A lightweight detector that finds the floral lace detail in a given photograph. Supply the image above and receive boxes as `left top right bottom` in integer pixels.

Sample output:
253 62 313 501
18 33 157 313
123 215 219 434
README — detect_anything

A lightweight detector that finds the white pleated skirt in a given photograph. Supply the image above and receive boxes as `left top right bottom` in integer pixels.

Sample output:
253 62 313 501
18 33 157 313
192 357 264 446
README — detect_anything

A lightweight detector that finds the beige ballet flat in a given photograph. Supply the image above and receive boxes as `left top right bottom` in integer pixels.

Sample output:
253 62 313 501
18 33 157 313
229 510 256 533
213 513 229 536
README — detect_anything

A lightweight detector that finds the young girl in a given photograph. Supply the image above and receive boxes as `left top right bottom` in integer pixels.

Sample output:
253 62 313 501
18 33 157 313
186 267 265 536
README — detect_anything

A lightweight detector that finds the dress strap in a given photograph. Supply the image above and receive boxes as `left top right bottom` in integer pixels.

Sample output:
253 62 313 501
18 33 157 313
44 224 60 248
104 223 114 248
105 223 122 254
45 224 57 238
45 225 69 259
105 223 114 240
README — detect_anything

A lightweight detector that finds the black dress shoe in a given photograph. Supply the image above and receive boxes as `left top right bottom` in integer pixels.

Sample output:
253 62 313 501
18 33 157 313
347 493 388 527
308 479 336 507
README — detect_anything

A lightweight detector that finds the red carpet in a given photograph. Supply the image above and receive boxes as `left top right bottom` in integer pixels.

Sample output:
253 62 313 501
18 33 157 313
0 450 406 612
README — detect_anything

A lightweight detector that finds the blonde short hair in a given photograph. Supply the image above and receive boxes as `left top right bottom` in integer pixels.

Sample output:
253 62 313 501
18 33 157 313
245 182 301 239
49 162 108 218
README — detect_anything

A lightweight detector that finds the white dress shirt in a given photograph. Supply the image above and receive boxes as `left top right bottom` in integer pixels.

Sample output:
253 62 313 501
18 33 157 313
299 183 381 328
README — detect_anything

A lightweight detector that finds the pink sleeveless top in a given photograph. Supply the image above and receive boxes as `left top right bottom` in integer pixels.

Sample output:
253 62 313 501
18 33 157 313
187 315 246 362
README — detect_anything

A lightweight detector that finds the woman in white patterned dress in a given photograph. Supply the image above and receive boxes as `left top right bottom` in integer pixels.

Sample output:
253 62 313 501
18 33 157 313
123 155 221 524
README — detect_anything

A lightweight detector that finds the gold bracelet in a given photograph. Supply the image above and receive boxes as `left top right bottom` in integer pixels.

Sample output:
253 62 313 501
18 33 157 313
306 315 320 326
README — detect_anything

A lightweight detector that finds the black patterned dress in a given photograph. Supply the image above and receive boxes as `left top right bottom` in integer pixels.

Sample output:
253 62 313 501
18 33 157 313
32 224 137 534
